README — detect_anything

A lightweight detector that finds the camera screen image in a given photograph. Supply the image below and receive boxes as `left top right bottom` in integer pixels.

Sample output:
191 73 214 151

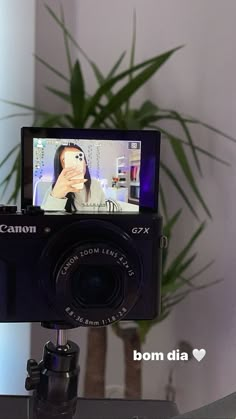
33 138 142 213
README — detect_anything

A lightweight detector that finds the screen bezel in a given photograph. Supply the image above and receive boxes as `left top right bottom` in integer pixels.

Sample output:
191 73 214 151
21 127 160 213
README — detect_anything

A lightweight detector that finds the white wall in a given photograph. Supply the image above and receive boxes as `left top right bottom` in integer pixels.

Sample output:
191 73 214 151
34 0 236 414
34 0 78 115
0 0 36 394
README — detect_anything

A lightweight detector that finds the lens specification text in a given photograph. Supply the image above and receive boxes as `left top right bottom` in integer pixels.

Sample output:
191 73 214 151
65 306 128 326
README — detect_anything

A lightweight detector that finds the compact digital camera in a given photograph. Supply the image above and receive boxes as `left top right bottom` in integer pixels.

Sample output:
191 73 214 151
0 128 162 327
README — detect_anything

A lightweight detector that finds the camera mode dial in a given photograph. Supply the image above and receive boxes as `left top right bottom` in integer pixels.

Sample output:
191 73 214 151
0 205 17 214
25 205 44 215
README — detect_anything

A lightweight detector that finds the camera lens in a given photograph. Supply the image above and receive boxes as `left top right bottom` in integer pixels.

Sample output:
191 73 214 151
39 220 143 327
71 265 123 308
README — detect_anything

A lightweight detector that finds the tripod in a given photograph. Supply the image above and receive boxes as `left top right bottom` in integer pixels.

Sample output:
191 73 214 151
25 322 80 419
24 322 179 419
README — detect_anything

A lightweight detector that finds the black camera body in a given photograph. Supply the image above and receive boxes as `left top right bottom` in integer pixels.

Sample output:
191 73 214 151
0 210 162 327
0 127 163 327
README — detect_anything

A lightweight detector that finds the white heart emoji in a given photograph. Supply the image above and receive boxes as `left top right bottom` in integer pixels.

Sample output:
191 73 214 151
192 348 206 362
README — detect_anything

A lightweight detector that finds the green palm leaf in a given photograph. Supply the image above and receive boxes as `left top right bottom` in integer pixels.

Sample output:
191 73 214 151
167 109 202 175
34 54 69 82
160 162 199 219
167 134 211 218
159 184 168 221
125 9 136 116
91 47 183 126
91 53 126 127
162 209 182 271
45 86 70 102
45 4 92 64
163 209 182 237
0 99 48 114
154 126 230 166
70 60 85 126
164 221 206 282
84 46 182 123
0 144 19 169
160 108 236 144
60 4 73 75
0 113 33 121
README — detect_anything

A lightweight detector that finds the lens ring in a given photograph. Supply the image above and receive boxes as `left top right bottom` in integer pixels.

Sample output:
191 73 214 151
53 242 141 326
39 220 143 327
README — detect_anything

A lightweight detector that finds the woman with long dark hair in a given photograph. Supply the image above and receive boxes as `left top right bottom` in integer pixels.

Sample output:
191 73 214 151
41 143 106 212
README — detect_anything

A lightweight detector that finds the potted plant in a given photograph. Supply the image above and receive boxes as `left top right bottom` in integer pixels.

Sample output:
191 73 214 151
0 3 233 399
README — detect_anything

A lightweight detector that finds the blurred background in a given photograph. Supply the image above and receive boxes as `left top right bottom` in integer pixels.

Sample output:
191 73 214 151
1 0 236 414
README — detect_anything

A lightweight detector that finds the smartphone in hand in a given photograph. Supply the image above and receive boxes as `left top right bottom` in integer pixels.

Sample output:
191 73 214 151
64 150 85 190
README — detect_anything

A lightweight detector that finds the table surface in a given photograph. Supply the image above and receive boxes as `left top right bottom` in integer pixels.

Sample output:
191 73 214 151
0 395 179 419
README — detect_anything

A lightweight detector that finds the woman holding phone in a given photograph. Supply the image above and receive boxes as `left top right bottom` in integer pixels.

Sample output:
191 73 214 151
41 143 107 212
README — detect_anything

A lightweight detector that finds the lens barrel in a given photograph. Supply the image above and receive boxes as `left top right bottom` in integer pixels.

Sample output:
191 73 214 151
39 220 143 327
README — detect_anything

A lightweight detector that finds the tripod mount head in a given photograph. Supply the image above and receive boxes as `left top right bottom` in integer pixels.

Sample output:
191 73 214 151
25 322 80 419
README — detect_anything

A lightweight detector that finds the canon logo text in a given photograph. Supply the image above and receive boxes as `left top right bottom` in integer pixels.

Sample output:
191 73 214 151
0 224 37 233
